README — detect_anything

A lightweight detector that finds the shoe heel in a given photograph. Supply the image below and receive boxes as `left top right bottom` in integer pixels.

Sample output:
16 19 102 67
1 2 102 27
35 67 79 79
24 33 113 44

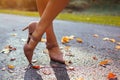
22 26 29 31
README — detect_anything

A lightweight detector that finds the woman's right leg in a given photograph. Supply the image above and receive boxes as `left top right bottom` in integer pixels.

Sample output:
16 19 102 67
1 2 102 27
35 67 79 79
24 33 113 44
36 0 66 63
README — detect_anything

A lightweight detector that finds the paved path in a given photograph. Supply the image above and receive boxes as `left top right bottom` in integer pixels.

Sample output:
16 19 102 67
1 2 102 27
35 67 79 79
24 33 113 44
0 13 120 80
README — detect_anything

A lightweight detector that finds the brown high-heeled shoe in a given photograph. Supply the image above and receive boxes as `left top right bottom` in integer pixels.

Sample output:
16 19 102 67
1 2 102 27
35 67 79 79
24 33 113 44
22 22 37 44
46 42 66 64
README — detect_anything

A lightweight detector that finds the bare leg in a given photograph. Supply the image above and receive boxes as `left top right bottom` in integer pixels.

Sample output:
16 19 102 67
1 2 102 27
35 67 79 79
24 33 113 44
36 0 66 63
24 0 69 64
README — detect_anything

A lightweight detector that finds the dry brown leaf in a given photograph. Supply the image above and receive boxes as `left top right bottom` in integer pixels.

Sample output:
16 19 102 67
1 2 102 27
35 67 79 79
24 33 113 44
8 65 15 69
109 38 116 43
76 38 83 43
93 34 99 38
107 72 117 79
92 56 98 60
10 58 16 61
115 45 120 50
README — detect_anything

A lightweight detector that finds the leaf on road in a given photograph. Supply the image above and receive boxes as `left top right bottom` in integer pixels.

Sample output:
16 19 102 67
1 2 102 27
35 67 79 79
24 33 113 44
61 36 70 44
1 45 16 54
8 65 15 69
32 59 37 63
116 42 120 45
76 77 84 80
93 34 99 38
76 38 83 43
10 58 16 61
32 65 40 69
107 72 117 80
103 37 110 41
1 67 6 71
99 59 111 66
11 33 17 36
109 38 116 43
115 45 120 50
92 56 98 60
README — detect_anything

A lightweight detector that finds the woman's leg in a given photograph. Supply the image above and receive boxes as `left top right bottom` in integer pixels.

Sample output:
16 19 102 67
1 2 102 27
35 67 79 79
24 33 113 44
36 0 66 63
24 0 69 63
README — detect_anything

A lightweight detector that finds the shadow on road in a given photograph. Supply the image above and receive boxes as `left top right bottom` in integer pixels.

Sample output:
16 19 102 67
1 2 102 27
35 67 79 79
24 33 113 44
24 61 70 80
50 60 70 80
24 68 43 80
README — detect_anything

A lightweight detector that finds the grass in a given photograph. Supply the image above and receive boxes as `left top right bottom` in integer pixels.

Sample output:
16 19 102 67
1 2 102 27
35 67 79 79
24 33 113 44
0 9 120 27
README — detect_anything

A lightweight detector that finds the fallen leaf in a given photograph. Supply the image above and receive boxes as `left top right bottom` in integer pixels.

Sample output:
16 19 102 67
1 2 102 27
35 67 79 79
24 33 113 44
92 56 98 60
76 77 84 80
8 69 14 73
115 45 120 50
109 38 116 43
107 72 117 79
99 59 110 66
93 34 99 38
103 37 110 41
11 33 17 36
1 67 6 71
61 36 70 44
116 42 120 45
8 65 15 69
32 60 37 63
76 38 83 43
40 38 46 42
10 58 16 61
32 65 40 69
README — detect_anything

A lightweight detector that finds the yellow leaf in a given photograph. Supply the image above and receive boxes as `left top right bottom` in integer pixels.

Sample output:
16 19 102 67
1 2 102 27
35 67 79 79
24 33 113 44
76 77 84 80
61 36 70 44
115 45 120 50
99 59 110 66
8 65 15 69
109 38 116 43
76 38 83 43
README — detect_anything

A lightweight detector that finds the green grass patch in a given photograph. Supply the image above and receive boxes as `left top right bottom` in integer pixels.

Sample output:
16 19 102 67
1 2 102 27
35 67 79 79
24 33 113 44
0 9 120 27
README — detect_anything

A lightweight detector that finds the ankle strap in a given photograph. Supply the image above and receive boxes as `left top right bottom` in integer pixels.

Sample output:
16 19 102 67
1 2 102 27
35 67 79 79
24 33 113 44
46 42 59 50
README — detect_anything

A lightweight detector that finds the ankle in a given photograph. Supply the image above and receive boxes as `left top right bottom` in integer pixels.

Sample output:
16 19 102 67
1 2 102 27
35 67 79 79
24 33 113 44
46 42 59 50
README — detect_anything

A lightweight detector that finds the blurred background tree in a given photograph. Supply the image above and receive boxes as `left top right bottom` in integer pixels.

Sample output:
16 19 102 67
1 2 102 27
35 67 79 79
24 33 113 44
0 0 120 13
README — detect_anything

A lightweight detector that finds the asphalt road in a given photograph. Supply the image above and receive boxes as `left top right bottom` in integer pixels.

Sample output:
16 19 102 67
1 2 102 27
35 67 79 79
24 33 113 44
0 13 120 80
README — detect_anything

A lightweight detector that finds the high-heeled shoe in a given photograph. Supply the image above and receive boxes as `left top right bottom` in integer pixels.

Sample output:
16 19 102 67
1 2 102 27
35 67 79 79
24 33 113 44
46 42 66 64
22 22 37 44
